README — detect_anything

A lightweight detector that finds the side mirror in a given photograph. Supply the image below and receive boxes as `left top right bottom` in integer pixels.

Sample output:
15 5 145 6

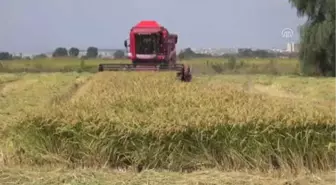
124 40 128 48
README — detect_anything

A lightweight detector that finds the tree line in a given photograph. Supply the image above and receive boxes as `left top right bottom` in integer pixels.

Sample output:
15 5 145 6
179 0 335 77
0 46 126 60
0 0 334 77
177 47 299 60
288 0 335 76
1 47 297 61
2 46 293 61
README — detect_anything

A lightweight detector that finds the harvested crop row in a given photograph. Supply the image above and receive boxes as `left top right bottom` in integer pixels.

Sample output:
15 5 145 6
0 73 23 84
9 72 336 172
0 73 91 132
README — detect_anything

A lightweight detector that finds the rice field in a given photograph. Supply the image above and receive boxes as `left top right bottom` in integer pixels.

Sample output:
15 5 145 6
0 63 335 184
0 57 300 75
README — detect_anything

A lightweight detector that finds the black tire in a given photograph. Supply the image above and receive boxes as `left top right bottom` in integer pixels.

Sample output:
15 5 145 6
179 65 192 82
98 64 103 72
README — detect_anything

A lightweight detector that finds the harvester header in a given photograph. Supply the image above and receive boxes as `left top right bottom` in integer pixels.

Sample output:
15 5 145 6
98 20 192 82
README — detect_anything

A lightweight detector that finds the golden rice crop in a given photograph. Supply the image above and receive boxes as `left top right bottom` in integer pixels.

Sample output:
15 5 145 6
34 72 335 131
6 72 336 172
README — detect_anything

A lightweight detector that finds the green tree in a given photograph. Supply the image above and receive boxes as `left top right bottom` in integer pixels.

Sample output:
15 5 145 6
86 47 98 58
52 47 68 57
69 47 80 57
178 48 196 60
34 54 48 59
0 52 13 60
288 0 335 76
113 50 125 59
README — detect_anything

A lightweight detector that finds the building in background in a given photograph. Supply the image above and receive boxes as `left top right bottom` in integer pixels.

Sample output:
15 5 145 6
286 42 300 52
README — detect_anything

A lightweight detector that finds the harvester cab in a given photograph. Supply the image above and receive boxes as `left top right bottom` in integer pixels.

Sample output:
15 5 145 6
98 20 192 82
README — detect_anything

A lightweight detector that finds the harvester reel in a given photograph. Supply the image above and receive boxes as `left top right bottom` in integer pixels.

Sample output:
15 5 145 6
98 63 192 82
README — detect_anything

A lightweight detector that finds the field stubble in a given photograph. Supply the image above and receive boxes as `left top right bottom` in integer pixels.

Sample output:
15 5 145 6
0 71 332 175
1 166 335 185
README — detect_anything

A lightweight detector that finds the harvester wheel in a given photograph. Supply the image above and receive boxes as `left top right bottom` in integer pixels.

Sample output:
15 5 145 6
179 64 192 82
98 64 103 72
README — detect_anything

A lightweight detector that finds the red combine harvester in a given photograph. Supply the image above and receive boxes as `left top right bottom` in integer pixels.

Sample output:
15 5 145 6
98 20 192 82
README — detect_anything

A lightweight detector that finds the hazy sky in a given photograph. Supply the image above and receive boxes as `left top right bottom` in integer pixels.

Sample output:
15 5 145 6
1 0 306 53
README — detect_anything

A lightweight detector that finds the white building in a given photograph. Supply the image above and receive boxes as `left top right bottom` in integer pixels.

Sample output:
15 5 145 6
286 42 300 52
